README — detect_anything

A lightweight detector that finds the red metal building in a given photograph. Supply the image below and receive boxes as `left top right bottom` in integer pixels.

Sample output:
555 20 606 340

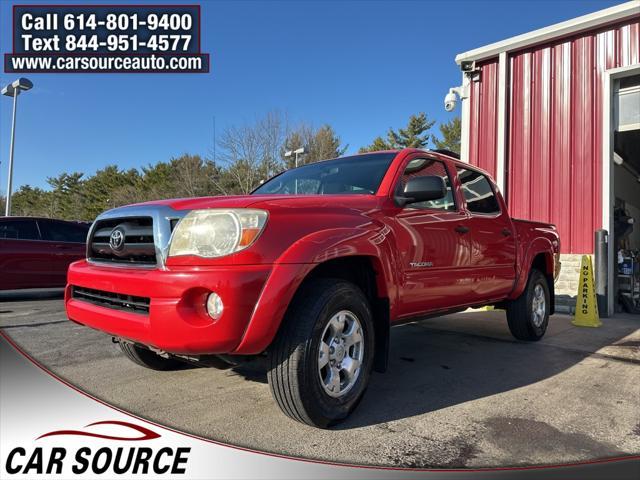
453 1 640 315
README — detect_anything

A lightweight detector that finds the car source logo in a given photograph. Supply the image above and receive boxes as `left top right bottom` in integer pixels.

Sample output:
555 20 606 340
4 420 191 475
109 228 125 252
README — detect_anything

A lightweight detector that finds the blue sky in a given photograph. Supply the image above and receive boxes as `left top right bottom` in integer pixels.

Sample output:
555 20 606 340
0 0 624 192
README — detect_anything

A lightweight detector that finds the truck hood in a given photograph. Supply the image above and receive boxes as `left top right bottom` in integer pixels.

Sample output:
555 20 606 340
129 194 382 212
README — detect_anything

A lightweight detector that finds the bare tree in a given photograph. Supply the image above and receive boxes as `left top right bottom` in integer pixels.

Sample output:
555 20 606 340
258 110 288 178
172 155 217 198
216 111 289 194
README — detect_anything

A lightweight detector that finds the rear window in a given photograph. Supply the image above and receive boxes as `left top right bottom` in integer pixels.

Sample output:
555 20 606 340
38 220 89 243
0 220 40 240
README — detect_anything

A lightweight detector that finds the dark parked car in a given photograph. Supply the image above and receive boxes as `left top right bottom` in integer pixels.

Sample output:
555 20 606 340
0 217 90 290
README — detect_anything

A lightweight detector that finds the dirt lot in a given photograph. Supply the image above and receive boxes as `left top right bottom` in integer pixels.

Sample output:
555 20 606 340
1 289 639 468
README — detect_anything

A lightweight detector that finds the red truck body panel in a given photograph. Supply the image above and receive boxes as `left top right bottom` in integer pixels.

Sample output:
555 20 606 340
65 149 559 355
66 262 271 353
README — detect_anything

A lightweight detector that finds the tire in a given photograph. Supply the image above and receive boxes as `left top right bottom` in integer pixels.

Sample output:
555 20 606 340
506 269 550 341
267 279 375 428
118 342 184 371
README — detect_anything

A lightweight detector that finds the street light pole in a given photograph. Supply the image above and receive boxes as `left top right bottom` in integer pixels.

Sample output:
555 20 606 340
2 78 33 216
284 147 306 169
284 147 306 194
293 147 305 167
5 90 19 216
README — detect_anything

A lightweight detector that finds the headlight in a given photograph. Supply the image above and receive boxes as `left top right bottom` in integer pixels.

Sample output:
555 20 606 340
169 209 268 258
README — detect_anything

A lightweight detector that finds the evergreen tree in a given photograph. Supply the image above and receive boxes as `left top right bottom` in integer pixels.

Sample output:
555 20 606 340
47 172 84 218
81 166 141 219
283 124 346 168
360 136 392 152
359 113 435 152
11 186 52 217
310 125 347 161
432 117 461 154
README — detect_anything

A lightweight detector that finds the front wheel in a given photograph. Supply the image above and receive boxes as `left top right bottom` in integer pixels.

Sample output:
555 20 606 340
267 279 375 428
506 269 550 341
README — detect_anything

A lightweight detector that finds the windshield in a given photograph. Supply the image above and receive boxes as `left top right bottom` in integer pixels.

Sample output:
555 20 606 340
252 152 397 195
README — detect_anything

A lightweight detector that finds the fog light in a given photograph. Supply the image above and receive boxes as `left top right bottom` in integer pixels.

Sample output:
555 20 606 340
206 292 224 320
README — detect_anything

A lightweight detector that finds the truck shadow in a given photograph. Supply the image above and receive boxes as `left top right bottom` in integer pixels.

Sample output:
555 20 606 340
226 357 269 383
0 289 64 302
214 312 638 428
336 313 639 429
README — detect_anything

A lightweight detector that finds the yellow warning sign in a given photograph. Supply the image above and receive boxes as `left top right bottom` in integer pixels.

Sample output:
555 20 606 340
572 255 602 328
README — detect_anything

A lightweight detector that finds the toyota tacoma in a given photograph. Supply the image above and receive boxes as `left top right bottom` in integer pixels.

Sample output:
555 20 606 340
65 149 561 427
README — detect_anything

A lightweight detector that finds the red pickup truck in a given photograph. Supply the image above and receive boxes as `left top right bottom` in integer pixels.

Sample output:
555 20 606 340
65 149 560 427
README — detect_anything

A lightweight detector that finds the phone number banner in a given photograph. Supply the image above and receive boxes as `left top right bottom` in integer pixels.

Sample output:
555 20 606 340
5 5 210 73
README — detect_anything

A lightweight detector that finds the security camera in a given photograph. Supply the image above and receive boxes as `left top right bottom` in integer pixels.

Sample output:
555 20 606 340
444 86 465 112
444 91 457 112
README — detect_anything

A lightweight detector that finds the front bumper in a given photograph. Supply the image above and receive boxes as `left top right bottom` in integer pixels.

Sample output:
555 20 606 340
65 260 271 354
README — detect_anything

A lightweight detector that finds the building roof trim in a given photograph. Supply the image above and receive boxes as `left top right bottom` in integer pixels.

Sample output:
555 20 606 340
455 1 640 64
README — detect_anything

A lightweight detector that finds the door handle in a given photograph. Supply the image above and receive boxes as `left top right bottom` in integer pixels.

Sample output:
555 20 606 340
501 228 512 237
455 225 470 234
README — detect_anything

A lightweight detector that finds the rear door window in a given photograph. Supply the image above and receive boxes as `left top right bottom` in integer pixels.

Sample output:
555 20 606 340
0 219 41 240
456 167 501 215
38 220 89 243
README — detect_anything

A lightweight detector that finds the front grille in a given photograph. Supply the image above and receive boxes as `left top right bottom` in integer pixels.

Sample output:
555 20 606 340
72 286 150 314
89 217 156 265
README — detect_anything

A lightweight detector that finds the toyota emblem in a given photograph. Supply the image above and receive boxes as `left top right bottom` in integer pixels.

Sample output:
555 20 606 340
109 228 125 252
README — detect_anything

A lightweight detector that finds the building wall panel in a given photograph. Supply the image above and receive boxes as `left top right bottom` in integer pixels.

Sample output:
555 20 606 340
468 17 639 254
468 59 499 176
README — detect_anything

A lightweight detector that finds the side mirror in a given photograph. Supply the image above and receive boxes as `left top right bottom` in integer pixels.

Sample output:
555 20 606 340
396 176 446 207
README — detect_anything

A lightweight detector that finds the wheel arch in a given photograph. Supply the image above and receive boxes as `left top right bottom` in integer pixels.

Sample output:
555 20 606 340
234 225 399 363
531 252 555 315
510 242 556 314
300 255 391 373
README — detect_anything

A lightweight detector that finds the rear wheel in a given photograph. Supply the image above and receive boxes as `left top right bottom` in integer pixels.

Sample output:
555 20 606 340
267 279 375 428
506 269 550 341
118 342 184 371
